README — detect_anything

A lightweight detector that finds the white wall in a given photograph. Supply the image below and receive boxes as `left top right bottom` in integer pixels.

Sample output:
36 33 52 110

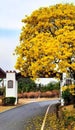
6 71 18 104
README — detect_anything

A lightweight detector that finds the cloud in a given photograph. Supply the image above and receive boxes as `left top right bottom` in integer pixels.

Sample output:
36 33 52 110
0 29 20 71
0 0 74 30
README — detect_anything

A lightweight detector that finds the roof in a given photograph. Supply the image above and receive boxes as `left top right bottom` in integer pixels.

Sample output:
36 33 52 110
0 68 6 78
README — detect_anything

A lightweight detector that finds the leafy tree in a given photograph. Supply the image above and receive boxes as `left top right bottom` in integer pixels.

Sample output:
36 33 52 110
15 3 75 79
38 81 60 92
46 81 60 90
18 77 36 93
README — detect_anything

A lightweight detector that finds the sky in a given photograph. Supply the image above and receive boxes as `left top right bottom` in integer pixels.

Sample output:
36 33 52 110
0 0 75 72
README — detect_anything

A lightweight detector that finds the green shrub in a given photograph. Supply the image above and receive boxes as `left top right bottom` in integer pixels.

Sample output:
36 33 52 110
2 97 16 106
62 89 72 105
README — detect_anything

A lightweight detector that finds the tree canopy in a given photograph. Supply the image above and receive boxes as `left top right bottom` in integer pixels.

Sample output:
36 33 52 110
15 3 75 79
18 77 36 92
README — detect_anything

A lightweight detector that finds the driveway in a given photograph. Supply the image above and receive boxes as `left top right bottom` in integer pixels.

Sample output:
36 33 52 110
0 99 59 130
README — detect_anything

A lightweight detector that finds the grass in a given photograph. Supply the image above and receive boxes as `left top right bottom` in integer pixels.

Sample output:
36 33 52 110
62 105 75 130
44 105 75 130
24 115 44 130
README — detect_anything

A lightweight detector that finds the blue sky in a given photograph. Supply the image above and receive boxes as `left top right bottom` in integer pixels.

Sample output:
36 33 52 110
0 0 75 71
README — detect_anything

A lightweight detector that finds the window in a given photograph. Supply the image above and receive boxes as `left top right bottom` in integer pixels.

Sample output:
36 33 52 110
65 79 72 85
8 80 13 88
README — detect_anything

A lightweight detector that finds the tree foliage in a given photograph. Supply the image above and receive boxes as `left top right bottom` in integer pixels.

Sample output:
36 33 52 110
18 77 36 92
46 81 60 90
15 3 75 79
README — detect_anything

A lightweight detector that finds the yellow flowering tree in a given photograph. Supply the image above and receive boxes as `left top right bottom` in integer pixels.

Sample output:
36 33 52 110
15 3 75 79
62 84 75 95
62 84 75 105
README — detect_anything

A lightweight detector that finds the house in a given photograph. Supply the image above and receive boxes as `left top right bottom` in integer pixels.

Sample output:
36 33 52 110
0 68 6 87
0 68 6 79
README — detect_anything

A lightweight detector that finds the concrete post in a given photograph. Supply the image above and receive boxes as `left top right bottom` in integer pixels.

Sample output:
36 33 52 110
6 71 18 104
60 73 66 106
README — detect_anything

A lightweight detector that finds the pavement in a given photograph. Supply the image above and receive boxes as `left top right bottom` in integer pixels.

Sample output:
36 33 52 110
0 99 59 130
0 97 58 113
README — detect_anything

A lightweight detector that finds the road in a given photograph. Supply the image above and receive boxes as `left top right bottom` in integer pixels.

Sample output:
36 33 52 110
0 99 59 130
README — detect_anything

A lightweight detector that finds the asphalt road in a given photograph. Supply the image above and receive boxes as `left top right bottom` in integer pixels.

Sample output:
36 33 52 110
0 99 59 130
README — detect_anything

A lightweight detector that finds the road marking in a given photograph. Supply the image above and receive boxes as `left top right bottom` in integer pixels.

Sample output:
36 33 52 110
41 105 51 130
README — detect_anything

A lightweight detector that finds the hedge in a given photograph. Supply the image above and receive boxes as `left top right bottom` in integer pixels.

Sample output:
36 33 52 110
2 97 16 106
